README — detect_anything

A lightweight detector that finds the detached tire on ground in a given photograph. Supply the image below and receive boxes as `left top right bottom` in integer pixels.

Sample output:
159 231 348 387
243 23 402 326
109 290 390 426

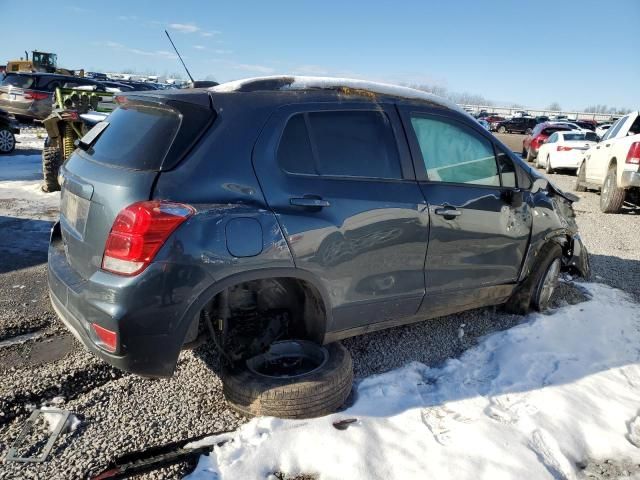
42 146 62 192
575 161 587 192
504 242 562 314
222 340 353 419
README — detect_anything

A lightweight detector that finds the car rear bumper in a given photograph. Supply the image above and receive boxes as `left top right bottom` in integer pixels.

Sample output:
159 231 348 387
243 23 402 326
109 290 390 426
47 221 208 377
620 170 640 188
551 151 584 169
0 99 49 120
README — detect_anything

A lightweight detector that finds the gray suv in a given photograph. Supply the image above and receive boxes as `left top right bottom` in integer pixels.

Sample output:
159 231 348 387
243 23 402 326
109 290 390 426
48 77 589 419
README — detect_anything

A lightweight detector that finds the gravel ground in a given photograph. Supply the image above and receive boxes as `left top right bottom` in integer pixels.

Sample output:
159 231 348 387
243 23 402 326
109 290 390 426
0 131 638 479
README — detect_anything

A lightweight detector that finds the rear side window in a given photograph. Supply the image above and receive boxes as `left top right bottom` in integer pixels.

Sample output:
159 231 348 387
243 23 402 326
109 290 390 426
82 102 180 170
277 110 402 179
410 116 500 186
1 74 34 89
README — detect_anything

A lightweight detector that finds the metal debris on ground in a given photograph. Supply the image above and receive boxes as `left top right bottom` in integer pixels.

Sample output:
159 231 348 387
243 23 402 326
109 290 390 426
5 408 71 463
332 418 358 430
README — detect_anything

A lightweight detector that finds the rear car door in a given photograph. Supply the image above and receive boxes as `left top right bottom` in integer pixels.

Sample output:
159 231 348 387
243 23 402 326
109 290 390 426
253 103 430 333
399 107 532 313
586 116 626 182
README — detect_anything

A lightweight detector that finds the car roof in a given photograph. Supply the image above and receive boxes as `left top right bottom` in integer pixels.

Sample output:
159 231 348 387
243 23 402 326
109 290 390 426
210 75 467 114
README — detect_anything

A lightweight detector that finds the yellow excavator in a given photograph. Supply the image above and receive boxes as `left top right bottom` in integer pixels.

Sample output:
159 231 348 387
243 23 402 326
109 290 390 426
6 51 82 76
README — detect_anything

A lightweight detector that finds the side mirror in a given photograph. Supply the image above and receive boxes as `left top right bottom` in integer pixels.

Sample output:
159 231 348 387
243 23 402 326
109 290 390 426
530 178 548 193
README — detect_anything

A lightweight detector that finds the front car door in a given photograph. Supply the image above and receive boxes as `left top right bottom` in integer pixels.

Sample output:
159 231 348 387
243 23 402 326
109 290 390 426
253 102 430 335
398 106 533 315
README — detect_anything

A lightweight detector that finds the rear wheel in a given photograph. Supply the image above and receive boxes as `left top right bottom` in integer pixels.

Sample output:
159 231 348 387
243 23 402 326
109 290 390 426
222 341 353 419
526 148 535 163
525 127 533 135
498 126 506 134
0 127 15 154
575 161 587 192
545 155 554 174
600 165 625 213
42 146 61 192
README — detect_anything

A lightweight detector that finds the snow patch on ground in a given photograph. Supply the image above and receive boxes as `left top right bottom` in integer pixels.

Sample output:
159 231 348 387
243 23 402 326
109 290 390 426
40 407 82 434
186 283 640 480
0 131 59 220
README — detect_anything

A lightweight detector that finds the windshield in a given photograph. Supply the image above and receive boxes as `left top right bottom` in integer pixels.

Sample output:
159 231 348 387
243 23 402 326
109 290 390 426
1 74 34 89
563 133 590 141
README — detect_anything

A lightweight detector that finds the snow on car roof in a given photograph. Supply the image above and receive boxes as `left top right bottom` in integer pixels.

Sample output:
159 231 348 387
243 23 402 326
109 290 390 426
210 75 467 115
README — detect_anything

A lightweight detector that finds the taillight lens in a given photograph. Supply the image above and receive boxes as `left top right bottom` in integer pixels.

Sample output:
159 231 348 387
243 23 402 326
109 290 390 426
24 90 49 101
557 146 573 151
102 200 194 276
626 142 640 165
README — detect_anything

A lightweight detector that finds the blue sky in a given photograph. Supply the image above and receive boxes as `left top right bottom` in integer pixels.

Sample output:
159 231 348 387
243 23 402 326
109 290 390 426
1 0 638 110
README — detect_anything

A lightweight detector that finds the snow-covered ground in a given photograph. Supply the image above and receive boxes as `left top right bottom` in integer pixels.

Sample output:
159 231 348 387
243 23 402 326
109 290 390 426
0 129 59 221
186 283 640 480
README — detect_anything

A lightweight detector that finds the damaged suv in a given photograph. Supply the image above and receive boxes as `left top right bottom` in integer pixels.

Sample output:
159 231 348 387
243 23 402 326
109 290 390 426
48 76 589 419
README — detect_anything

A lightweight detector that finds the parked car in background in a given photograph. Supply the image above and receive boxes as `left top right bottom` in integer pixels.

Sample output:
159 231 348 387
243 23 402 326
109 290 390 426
0 72 106 121
0 107 20 153
571 120 597 131
596 123 612 138
98 81 135 93
48 76 589 419
576 111 640 213
523 122 573 161
535 130 598 173
496 116 538 134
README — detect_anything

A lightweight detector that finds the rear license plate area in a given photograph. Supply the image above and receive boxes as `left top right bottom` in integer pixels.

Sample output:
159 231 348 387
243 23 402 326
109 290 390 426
61 189 90 238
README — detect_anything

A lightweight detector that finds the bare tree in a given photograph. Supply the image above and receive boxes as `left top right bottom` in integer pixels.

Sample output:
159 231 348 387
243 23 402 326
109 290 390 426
548 102 561 111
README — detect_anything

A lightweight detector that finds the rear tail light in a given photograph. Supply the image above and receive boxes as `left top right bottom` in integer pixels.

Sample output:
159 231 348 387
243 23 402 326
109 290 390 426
24 90 49 101
557 146 573 151
91 324 117 352
626 142 640 165
102 200 194 276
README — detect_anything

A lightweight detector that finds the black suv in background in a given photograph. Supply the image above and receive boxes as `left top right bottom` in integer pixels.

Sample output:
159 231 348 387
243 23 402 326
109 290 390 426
0 72 106 121
495 116 541 134
48 77 589 419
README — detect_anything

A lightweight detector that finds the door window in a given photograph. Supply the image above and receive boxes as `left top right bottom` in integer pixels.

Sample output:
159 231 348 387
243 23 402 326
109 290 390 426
606 117 627 139
409 116 500 186
277 110 402 179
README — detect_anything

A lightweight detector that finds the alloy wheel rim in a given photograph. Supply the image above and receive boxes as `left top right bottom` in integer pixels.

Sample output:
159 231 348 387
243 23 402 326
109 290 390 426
0 130 14 152
539 258 561 308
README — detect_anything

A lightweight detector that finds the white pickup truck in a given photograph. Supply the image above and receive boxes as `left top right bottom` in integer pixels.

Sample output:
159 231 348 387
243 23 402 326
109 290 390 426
576 111 640 213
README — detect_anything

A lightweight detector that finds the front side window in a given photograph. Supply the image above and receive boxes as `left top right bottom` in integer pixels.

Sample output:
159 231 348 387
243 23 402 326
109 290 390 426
277 110 402 179
410 116 499 186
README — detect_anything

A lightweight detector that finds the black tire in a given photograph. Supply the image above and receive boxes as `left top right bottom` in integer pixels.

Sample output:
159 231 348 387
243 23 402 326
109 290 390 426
575 161 587 192
42 146 62 192
222 341 353 419
521 147 527 159
0 127 16 154
526 148 536 163
504 243 562 314
498 126 506 134
600 165 625 213
525 128 533 135
545 155 554 174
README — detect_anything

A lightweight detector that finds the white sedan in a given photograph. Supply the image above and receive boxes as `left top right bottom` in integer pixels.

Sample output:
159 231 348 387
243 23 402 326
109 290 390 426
535 130 598 174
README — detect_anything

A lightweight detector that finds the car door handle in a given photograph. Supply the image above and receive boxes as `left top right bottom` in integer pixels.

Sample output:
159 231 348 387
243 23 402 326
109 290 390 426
290 196 331 208
434 207 462 219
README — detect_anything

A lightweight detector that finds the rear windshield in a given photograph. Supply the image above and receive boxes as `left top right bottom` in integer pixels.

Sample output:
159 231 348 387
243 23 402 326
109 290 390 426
542 127 569 136
82 102 180 170
564 133 589 141
1 74 34 89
